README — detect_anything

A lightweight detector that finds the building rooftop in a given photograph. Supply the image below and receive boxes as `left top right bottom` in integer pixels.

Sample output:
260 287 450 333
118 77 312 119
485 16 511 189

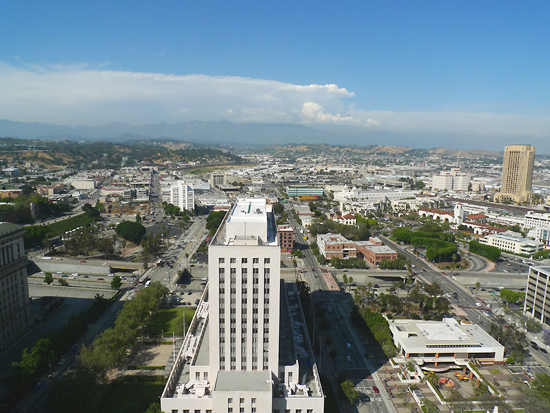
227 199 268 224
411 321 478 346
0 222 23 237
367 246 396 254
214 371 272 392
213 198 278 246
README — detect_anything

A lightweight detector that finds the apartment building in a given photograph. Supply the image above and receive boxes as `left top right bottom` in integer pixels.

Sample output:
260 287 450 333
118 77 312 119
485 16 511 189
171 181 195 212
277 225 294 252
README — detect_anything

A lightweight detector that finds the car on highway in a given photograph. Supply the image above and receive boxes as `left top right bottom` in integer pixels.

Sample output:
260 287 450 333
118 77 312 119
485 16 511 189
373 386 379 393
541 348 548 354
346 355 351 362
97 278 104 281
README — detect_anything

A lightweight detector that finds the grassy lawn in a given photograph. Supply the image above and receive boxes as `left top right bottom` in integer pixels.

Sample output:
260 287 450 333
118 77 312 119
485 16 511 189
149 307 196 337
47 212 93 235
98 376 166 413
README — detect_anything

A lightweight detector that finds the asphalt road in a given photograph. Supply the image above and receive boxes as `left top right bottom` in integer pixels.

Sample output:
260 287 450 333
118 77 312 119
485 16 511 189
381 237 495 331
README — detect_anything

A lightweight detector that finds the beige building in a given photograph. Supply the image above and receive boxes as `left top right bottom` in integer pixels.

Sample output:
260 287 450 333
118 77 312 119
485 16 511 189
496 144 535 204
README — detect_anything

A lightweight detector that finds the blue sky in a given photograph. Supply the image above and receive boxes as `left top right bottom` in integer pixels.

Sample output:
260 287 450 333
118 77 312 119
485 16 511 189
1 1 550 149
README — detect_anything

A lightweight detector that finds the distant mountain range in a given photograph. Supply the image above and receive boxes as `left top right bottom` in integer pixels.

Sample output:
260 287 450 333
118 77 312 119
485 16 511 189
0 118 546 153
0 119 364 146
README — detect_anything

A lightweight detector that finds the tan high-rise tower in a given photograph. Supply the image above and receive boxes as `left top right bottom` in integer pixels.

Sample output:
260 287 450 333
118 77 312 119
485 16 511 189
496 144 535 204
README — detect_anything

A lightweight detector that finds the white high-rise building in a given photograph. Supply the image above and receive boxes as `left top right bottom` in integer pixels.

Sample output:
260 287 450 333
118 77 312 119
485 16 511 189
169 181 195 212
161 199 324 413
208 198 280 375
431 169 471 191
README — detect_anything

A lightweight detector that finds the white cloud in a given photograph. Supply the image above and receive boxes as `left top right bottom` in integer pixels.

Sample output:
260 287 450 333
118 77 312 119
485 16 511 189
1 62 550 145
0 63 363 127
301 102 378 126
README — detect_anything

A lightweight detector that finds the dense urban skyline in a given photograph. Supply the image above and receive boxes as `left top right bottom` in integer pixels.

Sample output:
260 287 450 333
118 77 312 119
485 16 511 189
1 1 550 151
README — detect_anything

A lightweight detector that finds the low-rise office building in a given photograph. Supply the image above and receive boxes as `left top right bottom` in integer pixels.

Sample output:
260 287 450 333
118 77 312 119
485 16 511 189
478 232 544 255
316 234 398 265
389 318 505 364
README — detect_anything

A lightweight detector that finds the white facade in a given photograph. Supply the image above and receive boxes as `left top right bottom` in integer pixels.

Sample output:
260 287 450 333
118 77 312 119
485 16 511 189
479 232 544 255
70 179 96 189
527 227 550 246
431 174 453 191
524 211 550 230
169 181 195 212
389 318 505 363
160 199 324 413
431 169 471 191
208 200 280 375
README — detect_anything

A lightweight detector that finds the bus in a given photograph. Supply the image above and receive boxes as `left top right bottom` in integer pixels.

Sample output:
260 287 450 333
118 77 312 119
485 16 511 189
144 280 152 288
156 259 165 267
139 274 150 284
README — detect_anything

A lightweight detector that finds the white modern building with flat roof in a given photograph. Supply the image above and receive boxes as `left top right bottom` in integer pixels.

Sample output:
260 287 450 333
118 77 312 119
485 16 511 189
389 318 505 364
479 232 544 255
166 181 195 212
524 211 550 230
160 199 324 413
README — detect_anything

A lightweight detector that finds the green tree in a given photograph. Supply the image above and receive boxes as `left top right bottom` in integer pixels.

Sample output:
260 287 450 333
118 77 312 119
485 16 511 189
144 403 163 413
115 220 146 244
46 367 102 413
111 276 122 290
341 379 359 403
422 398 439 413
500 288 523 304
206 210 226 236
526 373 550 412
58 279 69 287
12 337 55 388
44 272 54 285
